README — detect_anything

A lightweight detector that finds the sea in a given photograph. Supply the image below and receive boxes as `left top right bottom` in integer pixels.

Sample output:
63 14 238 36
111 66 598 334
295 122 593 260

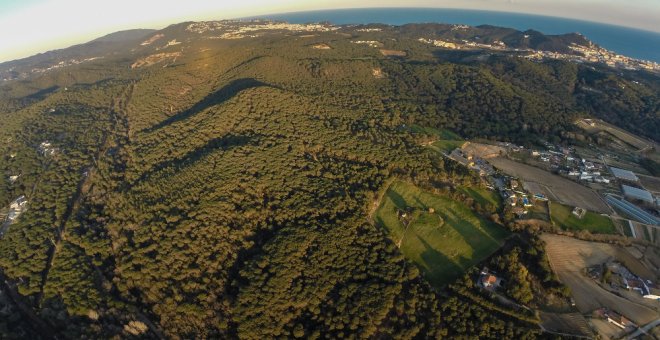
252 8 660 63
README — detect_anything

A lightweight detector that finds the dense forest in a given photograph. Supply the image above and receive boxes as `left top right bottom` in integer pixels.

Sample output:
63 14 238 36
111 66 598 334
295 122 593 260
0 20 658 338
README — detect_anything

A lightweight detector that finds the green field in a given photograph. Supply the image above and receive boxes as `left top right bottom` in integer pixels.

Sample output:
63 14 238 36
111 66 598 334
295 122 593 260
550 202 617 234
410 125 466 153
374 181 508 287
429 140 466 153
458 187 502 209
409 125 462 140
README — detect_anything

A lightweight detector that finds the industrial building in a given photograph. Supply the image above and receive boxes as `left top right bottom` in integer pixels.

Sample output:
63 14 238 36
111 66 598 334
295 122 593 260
609 167 639 182
605 195 659 225
622 185 654 204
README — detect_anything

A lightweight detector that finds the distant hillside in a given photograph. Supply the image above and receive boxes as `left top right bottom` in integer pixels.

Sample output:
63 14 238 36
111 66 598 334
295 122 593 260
0 29 156 82
0 18 658 339
90 28 156 43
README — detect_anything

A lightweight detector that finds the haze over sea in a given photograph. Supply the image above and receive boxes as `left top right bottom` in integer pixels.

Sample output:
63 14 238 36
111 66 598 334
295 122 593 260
256 8 660 63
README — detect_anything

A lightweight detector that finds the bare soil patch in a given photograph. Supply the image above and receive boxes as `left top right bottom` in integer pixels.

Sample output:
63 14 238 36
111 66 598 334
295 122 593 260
379 49 406 57
461 142 505 159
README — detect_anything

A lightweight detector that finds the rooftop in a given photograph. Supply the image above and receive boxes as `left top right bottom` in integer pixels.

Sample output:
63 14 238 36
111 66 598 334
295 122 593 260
609 166 639 182
622 185 654 203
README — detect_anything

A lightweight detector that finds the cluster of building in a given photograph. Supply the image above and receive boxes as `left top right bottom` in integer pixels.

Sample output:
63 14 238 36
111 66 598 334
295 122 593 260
355 28 382 32
448 148 495 177
350 40 383 48
38 141 56 156
594 308 634 330
417 38 507 51
185 20 338 38
498 178 536 217
527 142 613 183
567 43 659 72
524 44 659 72
2 195 28 232
417 35 659 73
591 261 660 301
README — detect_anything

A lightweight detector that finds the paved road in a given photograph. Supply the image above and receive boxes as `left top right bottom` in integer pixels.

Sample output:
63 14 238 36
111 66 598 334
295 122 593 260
627 318 660 340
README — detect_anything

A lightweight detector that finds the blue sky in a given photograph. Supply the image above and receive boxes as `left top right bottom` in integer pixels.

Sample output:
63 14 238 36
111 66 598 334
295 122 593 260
0 0 658 62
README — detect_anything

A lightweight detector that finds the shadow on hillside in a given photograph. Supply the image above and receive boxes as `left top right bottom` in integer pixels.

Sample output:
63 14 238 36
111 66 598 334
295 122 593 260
417 235 464 287
132 133 258 185
143 78 277 133
386 189 408 209
26 85 59 100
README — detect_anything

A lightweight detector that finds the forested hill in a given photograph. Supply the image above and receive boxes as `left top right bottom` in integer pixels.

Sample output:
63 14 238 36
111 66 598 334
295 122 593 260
0 20 657 338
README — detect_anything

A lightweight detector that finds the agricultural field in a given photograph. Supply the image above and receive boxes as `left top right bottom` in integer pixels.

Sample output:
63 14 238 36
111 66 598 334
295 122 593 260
488 157 610 213
539 312 593 338
542 235 658 326
549 202 617 234
374 181 508 287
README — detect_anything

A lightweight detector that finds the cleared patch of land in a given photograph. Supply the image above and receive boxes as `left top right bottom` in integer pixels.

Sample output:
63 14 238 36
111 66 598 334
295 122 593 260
411 126 466 153
374 181 508 287
549 202 616 234
576 119 654 151
488 157 610 213
379 49 406 57
542 234 657 325
461 142 505 159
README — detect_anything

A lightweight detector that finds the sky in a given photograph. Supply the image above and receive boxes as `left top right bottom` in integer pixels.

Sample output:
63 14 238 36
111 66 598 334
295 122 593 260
0 0 659 62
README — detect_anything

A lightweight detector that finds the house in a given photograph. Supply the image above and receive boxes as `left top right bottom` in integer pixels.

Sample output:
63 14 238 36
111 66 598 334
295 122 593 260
482 274 499 287
9 195 27 210
572 207 586 219
594 176 610 184
579 173 593 181
604 310 633 329
510 180 519 189
583 161 595 170
533 193 548 201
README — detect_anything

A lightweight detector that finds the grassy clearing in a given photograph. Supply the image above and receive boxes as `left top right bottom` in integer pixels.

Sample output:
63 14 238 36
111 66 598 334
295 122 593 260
409 125 462 140
458 187 501 208
429 140 466 153
411 125 465 153
374 180 508 288
550 202 616 234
